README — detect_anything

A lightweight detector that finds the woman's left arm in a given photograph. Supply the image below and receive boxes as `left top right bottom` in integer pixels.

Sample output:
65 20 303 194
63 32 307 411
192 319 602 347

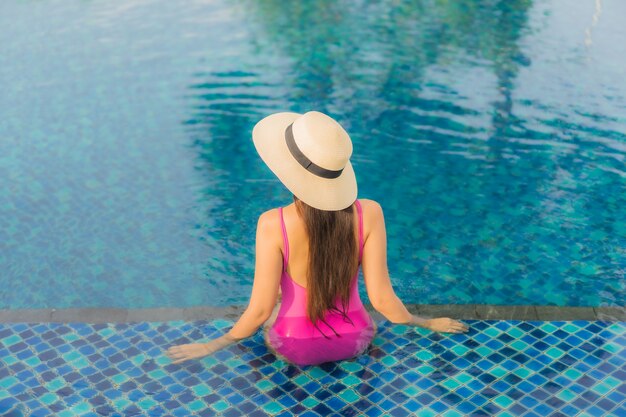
166 210 282 364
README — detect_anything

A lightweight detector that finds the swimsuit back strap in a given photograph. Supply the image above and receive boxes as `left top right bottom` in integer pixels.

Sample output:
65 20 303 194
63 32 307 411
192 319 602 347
355 199 364 263
279 207 290 271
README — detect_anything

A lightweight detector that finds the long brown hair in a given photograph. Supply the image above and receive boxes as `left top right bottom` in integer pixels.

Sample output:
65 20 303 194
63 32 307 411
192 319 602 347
293 195 359 337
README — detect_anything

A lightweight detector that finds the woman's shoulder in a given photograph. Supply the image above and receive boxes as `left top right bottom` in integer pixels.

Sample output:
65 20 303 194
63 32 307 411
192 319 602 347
256 207 282 235
258 206 281 220
357 198 384 217
357 198 380 208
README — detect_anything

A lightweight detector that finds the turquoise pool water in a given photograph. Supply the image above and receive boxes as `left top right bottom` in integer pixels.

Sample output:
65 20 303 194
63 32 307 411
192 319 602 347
0 0 624 309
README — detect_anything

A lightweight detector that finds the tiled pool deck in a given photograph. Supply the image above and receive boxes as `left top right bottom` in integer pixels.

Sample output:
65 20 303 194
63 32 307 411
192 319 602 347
1 305 624 416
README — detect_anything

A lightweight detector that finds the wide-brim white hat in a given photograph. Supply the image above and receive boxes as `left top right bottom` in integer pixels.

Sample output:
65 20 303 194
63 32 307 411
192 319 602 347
252 111 357 211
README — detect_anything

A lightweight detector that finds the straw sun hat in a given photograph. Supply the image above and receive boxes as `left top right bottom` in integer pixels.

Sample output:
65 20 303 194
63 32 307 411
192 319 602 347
252 111 357 211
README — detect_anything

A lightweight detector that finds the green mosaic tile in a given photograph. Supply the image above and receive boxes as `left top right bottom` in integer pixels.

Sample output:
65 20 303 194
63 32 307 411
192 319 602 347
414 327 432 336
546 347 564 359
454 372 473 385
391 324 410 335
564 368 583 380
606 323 626 333
45 377 65 392
556 388 577 402
188 399 205 411
211 400 229 412
301 397 319 408
416 364 436 375
509 340 529 350
339 361 363 372
483 327 502 337
255 379 273 391
271 360 286 370
343 375 361 386
562 323 580 333
513 367 532 379
110 374 129 385
475 346 492 357
62 333 79 343
491 365 507 378
113 399 131 410
95 327 115 337
605 376 621 388
147 369 167 380
201 356 218 367
212 319 231 329
293 373 312 386
24 356 41 367
372 336 385 345
154 355 171 366
493 394 514 408
507 326 524 338
262 401 284 414
307 367 327 379
40 392 58 405
62 351 81 362
451 345 470 356
1 335 20 346
539 323 559 333
130 353 146 366
137 398 157 410
339 389 360 403
0 376 18 389
604 342 621 354
192 384 210 397
225 357 245 368
442 378 461 390
381 355 398 366
71 357 89 369
416 350 435 361
1 356 18 366
591 382 612 396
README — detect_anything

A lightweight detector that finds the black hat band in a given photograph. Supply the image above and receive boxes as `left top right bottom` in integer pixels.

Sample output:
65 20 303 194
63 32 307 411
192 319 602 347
285 123 344 179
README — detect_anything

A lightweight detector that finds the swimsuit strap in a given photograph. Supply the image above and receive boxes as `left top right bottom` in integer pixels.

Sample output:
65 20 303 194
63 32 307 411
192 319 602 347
355 199 364 264
279 207 290 271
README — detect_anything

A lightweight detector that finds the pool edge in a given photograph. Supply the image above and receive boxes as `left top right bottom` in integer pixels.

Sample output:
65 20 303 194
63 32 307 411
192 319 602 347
0 304 624 323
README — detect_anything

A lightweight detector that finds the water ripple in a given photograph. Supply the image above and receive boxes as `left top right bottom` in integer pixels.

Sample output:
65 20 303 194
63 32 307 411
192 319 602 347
0 0 624 309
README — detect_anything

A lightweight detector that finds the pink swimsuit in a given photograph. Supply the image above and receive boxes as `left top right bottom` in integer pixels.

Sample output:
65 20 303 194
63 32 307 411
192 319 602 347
267 199 376 366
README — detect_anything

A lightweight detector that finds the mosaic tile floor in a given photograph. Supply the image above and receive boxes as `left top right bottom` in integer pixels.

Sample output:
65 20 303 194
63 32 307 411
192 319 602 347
1 319 625 416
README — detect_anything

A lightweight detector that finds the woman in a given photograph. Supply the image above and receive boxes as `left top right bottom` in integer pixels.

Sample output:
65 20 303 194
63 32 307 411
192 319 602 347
166 111 469 366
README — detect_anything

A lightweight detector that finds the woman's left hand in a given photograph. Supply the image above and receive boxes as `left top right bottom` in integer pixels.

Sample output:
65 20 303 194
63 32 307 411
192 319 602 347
166 334 238 364
166 343 211 364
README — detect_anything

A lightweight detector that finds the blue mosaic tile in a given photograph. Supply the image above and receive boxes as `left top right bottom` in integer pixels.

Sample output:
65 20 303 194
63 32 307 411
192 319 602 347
0 319 625 416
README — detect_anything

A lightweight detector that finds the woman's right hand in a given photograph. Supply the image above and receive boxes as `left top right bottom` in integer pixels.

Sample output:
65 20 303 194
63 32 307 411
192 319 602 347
426 317 469 334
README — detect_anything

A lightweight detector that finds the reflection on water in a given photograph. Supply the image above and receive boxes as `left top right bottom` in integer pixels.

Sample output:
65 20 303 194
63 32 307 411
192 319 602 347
186 0 625 309
0 0 624 311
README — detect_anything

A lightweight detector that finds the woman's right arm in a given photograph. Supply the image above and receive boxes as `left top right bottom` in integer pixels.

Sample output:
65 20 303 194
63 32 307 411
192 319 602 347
361 200 468 334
